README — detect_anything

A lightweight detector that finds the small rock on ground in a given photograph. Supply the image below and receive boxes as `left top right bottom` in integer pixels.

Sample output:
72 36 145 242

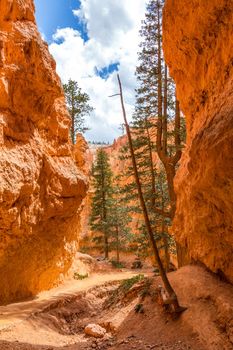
84 324 106 338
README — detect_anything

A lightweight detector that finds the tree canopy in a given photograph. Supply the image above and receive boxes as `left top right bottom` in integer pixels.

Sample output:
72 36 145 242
63 79 93 143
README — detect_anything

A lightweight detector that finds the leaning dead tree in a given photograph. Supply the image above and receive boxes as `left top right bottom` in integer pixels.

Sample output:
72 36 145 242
116 74 186 313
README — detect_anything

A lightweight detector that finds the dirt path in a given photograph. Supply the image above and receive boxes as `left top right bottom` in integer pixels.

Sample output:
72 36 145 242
0 270 150 350
0 268 204 350
0 271 139 331
1 266 231 350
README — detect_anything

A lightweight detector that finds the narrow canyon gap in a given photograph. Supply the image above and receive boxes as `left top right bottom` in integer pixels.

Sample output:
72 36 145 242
0 1 232 349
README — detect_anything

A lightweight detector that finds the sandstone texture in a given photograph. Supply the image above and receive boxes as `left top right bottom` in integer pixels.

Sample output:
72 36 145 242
69 252 97 278
84 323 106 338
163 0 233 281
74 135 93 244
74 133 92 176
0 0 87 303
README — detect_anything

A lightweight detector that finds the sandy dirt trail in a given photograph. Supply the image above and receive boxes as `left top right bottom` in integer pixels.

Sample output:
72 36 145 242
0 267 206 350
1 266 231 350
0 271 138 331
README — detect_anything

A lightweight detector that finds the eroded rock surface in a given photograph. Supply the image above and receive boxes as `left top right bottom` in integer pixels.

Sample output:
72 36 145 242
163 0 233 281
0 0 87 303
84 324 107 338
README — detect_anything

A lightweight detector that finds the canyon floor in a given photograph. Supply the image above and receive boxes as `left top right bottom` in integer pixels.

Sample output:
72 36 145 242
0 264 232 350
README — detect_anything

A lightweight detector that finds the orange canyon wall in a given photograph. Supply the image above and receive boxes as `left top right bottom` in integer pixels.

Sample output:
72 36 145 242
0 0 87 303
163 0 233 282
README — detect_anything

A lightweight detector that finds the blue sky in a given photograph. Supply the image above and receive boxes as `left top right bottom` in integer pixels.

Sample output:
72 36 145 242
34 0 146 142
34 0 89 42
35 0 119 79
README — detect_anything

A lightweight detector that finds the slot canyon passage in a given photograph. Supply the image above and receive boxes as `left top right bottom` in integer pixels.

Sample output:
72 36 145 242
0 0 232 349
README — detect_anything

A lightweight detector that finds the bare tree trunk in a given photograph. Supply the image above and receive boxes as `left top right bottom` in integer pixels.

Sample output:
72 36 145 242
163 236 170 272
145 117 172 219
145 117 156 209
156 0 181 215
163 64 168 155
160 178 170 271
71 93 75 144
104 235 109 260
156 2 187 266
116 226 120 263
157 0 163 131
101 161 109 259
164 164 177 219
117 74 186 313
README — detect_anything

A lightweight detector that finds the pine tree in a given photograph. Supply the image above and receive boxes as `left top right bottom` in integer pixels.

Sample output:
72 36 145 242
107 183 132 263
90 149 132 261
90 149 113 259
63 79 93 144
118 0 185 264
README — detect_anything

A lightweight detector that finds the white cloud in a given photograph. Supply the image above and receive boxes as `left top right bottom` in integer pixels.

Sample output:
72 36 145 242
49 0 147 142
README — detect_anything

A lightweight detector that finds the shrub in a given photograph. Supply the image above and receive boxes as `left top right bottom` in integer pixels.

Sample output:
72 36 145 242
110 260 125 269
73 272 89 280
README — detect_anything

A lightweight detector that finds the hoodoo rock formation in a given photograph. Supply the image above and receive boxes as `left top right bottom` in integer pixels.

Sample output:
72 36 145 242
163 0 233 282
0 0 87 303
105 135 128 176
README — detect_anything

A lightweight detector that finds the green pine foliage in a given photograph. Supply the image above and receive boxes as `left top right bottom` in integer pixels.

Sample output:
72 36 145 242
90 148 113 259
90 149 132 261
107 183 133 262
117 0 180 261
63 79 93 143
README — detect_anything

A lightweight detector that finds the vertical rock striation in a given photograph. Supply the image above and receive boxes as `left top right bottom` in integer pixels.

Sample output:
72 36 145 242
163 0 233 282
0 0 87 303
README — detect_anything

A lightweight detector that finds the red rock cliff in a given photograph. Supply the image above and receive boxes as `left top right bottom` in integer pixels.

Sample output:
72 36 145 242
163 0 233 281
0 0 87 303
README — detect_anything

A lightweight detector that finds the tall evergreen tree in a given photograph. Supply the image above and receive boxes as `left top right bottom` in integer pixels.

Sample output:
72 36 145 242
107 183 132 263
63 79 93 144
90 149 113 259
118 0 185 264
90 149 132 261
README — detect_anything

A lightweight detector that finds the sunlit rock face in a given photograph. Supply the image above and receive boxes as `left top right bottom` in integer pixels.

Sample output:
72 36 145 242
163 0 233 282
0 0 87 303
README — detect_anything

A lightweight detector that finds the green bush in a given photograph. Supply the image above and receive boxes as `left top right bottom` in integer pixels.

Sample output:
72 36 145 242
104 274 145 308
110 260 125 269
134 303 144 313
73 272 89 280
120 274 144 293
